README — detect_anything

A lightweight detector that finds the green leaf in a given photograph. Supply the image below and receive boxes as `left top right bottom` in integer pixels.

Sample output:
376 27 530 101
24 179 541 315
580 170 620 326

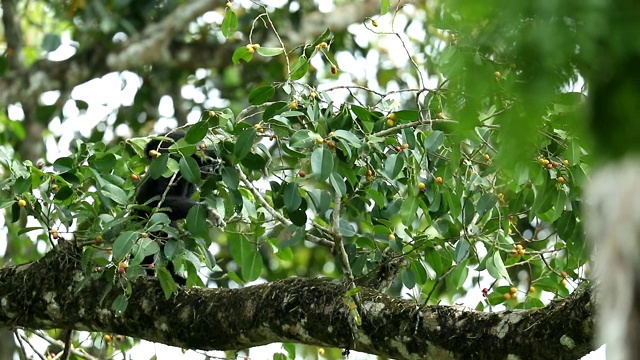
186 204 208 237
283 182 302 212
157 267 178 299
384 154 404 179
229 234 263 282
102 183 129 205
149 154 170 179
311 148 334 181
256 47 284 57
477 193 498 218
179 156 200 183
487 251 511 281
234 127 257 161
232 46 254 64
290 56 310 80
333 130 362 148
221 10 238 38
185 122 208 143
289 130 316 148
380 0 390 14
424 131 444 151
451 263 469 289
399 196 418 225
329 172 346 197
113 231 137 260
248 86 275 105
53 157 74 173
111 294 128 316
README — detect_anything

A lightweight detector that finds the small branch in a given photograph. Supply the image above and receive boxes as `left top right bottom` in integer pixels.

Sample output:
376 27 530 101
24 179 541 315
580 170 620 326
236 165 333 247
331 192 359 303
32 330 99 360
370 118 456 138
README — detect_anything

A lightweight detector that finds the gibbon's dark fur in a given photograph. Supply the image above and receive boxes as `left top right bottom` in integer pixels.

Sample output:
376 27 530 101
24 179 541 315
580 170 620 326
136 131 224 284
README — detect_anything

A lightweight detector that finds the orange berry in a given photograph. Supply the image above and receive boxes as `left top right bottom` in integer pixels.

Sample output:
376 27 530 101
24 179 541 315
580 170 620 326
366 169 372 176
326 140 335 149
561 271 567 278
103 334 112 343
298 170 306 178
435 176 443 184
510 287 517 294
131 174 139 181
503 293 511 300
435 112 445 119
557 176 565 184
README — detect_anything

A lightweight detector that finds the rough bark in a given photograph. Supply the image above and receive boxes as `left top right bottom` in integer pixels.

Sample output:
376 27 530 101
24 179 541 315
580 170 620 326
0 244 595 360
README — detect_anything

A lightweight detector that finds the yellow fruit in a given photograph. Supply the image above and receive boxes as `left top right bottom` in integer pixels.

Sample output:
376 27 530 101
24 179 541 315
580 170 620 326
252 44 261 49
366 169 372 176
388 113 397 120
561 279 568 287
148 149 160 158
386 119 395 127
518 249 526 256
483 154 491 160
388 234 395 240
515 244 523 251
563 159 569 166
310 92 317 98
17 199 26 207
402 143 409 149
510 287 517 294
289 101 298 110
557 176 565 184
316 138 324 144
503 293 511 300
372 20 379 27
95 235 103 244
329 132 335 138
494 71 501 78
226 1 232 8
529 286 536 293
318 348 325 356
418 182 426 190
104 334 112 343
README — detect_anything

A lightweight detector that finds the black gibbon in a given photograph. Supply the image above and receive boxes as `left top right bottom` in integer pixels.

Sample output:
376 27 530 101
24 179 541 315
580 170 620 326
135 130 225 284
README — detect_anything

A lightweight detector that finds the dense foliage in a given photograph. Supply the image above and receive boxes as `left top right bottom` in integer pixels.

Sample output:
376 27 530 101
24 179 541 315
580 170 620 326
0 0 605 358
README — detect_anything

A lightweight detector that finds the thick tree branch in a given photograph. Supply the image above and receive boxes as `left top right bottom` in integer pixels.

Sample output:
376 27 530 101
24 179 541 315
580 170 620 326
0 244 595 360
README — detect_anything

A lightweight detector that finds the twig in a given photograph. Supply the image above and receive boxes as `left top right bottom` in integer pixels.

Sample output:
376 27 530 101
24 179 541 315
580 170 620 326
236 165 333 247
332 192 360 303
32 330 99 360
370 118 457 138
